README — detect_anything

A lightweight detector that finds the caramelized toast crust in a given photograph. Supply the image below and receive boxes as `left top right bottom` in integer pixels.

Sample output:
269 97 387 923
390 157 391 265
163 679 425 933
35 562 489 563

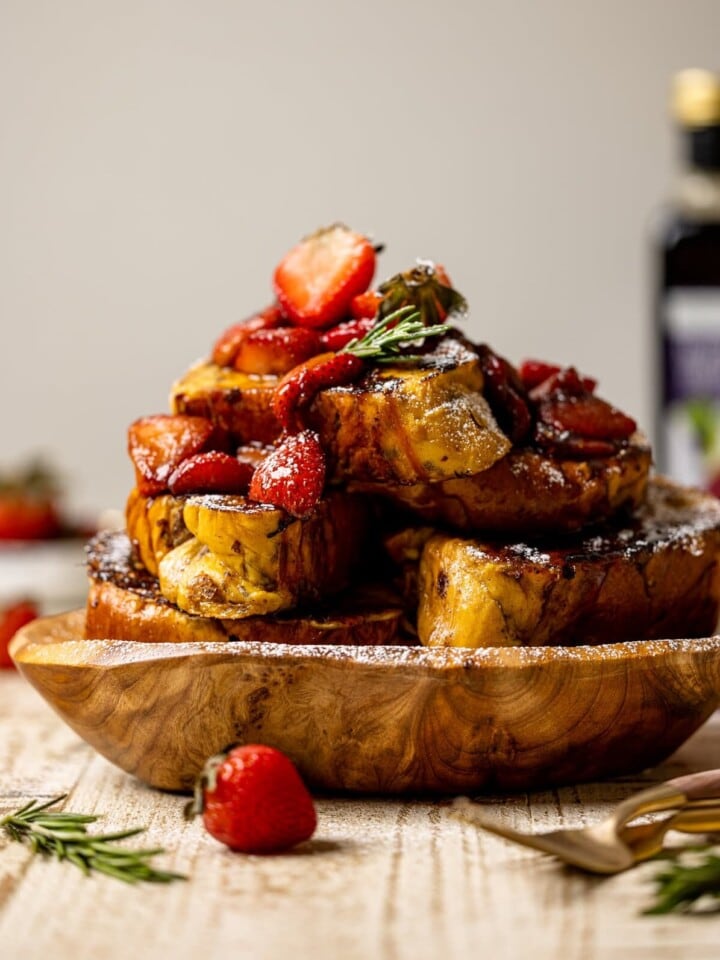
86 531 404 645
356 437 651 535
417 477 720 647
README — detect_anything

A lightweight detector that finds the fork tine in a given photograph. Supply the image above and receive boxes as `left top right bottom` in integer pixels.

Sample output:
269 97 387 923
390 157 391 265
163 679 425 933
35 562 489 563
450 797 633 873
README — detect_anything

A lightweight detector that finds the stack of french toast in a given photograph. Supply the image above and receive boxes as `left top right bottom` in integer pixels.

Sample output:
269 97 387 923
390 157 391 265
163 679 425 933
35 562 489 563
86 225 720 649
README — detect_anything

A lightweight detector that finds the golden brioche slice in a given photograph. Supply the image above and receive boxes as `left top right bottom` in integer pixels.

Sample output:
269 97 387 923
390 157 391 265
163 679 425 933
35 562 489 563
169 335 511 485
153 490 370 619
355 437 651 535
417 477 720 648
171 362 281 444
86 531 404 645
126 487 190 577
306 335 510 484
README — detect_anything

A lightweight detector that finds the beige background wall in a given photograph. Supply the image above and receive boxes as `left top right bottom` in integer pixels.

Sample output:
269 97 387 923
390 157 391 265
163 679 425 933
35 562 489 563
2 0 720 515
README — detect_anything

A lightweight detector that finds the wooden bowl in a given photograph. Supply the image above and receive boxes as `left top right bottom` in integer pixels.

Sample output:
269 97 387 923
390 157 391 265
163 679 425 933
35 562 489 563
11 610 720 794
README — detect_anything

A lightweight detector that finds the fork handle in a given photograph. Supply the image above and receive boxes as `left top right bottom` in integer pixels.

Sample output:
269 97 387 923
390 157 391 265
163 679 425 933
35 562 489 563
667 768 720 800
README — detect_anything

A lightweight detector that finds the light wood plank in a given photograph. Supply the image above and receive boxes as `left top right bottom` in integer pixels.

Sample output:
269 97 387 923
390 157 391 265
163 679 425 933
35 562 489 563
0 674 718 960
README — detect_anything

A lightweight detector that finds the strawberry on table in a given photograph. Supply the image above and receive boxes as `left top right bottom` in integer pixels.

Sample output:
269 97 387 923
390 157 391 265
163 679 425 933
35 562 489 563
186 744 317 854
128 414 217 496
168 451 254 496
248 431 327 518
273 224 376 328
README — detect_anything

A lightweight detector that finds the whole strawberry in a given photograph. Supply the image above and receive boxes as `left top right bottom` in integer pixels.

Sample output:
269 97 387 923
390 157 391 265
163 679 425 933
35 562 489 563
187 744 317 854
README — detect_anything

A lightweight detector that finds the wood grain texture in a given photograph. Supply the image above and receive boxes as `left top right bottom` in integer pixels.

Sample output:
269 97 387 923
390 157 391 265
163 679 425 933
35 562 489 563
10 611 720 794
1 675 719 960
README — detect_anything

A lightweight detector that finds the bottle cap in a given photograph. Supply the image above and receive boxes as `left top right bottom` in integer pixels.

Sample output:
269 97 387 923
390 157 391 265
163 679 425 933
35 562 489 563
672 69 720 128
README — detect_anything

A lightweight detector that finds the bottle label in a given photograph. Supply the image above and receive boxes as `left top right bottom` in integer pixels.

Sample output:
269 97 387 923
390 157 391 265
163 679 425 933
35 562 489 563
662 287 720 493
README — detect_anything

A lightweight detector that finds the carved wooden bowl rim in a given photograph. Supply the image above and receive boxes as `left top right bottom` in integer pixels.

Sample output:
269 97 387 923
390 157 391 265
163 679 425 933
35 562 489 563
12 610 720 672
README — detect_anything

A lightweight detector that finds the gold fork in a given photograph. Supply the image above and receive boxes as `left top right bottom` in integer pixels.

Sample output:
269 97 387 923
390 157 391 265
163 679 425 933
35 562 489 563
451 769 720 874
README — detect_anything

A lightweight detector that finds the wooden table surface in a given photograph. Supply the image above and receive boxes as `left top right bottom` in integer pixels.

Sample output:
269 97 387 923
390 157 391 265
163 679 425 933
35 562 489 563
1 672 718 960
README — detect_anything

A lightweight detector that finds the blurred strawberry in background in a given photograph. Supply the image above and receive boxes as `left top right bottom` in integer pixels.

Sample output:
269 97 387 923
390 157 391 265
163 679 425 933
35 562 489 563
0 600 37 668
0 459 94 667
0 461 62 541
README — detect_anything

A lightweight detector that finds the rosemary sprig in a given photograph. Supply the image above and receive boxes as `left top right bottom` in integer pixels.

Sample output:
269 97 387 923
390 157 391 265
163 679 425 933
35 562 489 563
644 843 720 915
342 304 450 364
1 795 186 885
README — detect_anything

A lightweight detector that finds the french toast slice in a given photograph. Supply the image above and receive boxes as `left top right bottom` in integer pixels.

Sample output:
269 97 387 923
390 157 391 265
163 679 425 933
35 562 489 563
171 362 281 444
354 436 651 535
126 487 191 577
86 531 404 645
416 477 720 647
169 335 511 485
152 490 369 619
306 335 510 483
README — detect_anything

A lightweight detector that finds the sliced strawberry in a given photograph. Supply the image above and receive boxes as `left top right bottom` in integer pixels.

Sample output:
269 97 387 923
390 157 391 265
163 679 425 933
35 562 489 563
519 360 563 391
233 327 322 375
212 305 285 367
0 600 37 669
273 352 365 432
525 363 597 397
320 317 376 352
248 431 326 518
168 451 254 495
128 414 216 496
349 291 381 320
537 394 637 441
273 225 376 328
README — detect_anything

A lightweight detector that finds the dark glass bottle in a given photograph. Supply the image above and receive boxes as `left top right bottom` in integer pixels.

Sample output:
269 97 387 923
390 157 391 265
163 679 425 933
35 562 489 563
657 70 720 494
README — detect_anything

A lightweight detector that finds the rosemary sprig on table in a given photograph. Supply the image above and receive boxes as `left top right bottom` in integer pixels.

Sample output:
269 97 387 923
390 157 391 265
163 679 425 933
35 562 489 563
342 305 450 363
1 795 186 884
644 844 720 915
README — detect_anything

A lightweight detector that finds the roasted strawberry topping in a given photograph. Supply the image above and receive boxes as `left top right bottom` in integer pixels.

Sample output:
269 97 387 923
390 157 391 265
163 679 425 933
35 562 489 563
527 365 597 399
168 451 254 496
273 224 376 328
128 414 217 496
320 317 376 352
273 352 365 433
349 291 381 320
233 327 322 375
212 305 285 367
248 431 327 518
525 364 636 459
